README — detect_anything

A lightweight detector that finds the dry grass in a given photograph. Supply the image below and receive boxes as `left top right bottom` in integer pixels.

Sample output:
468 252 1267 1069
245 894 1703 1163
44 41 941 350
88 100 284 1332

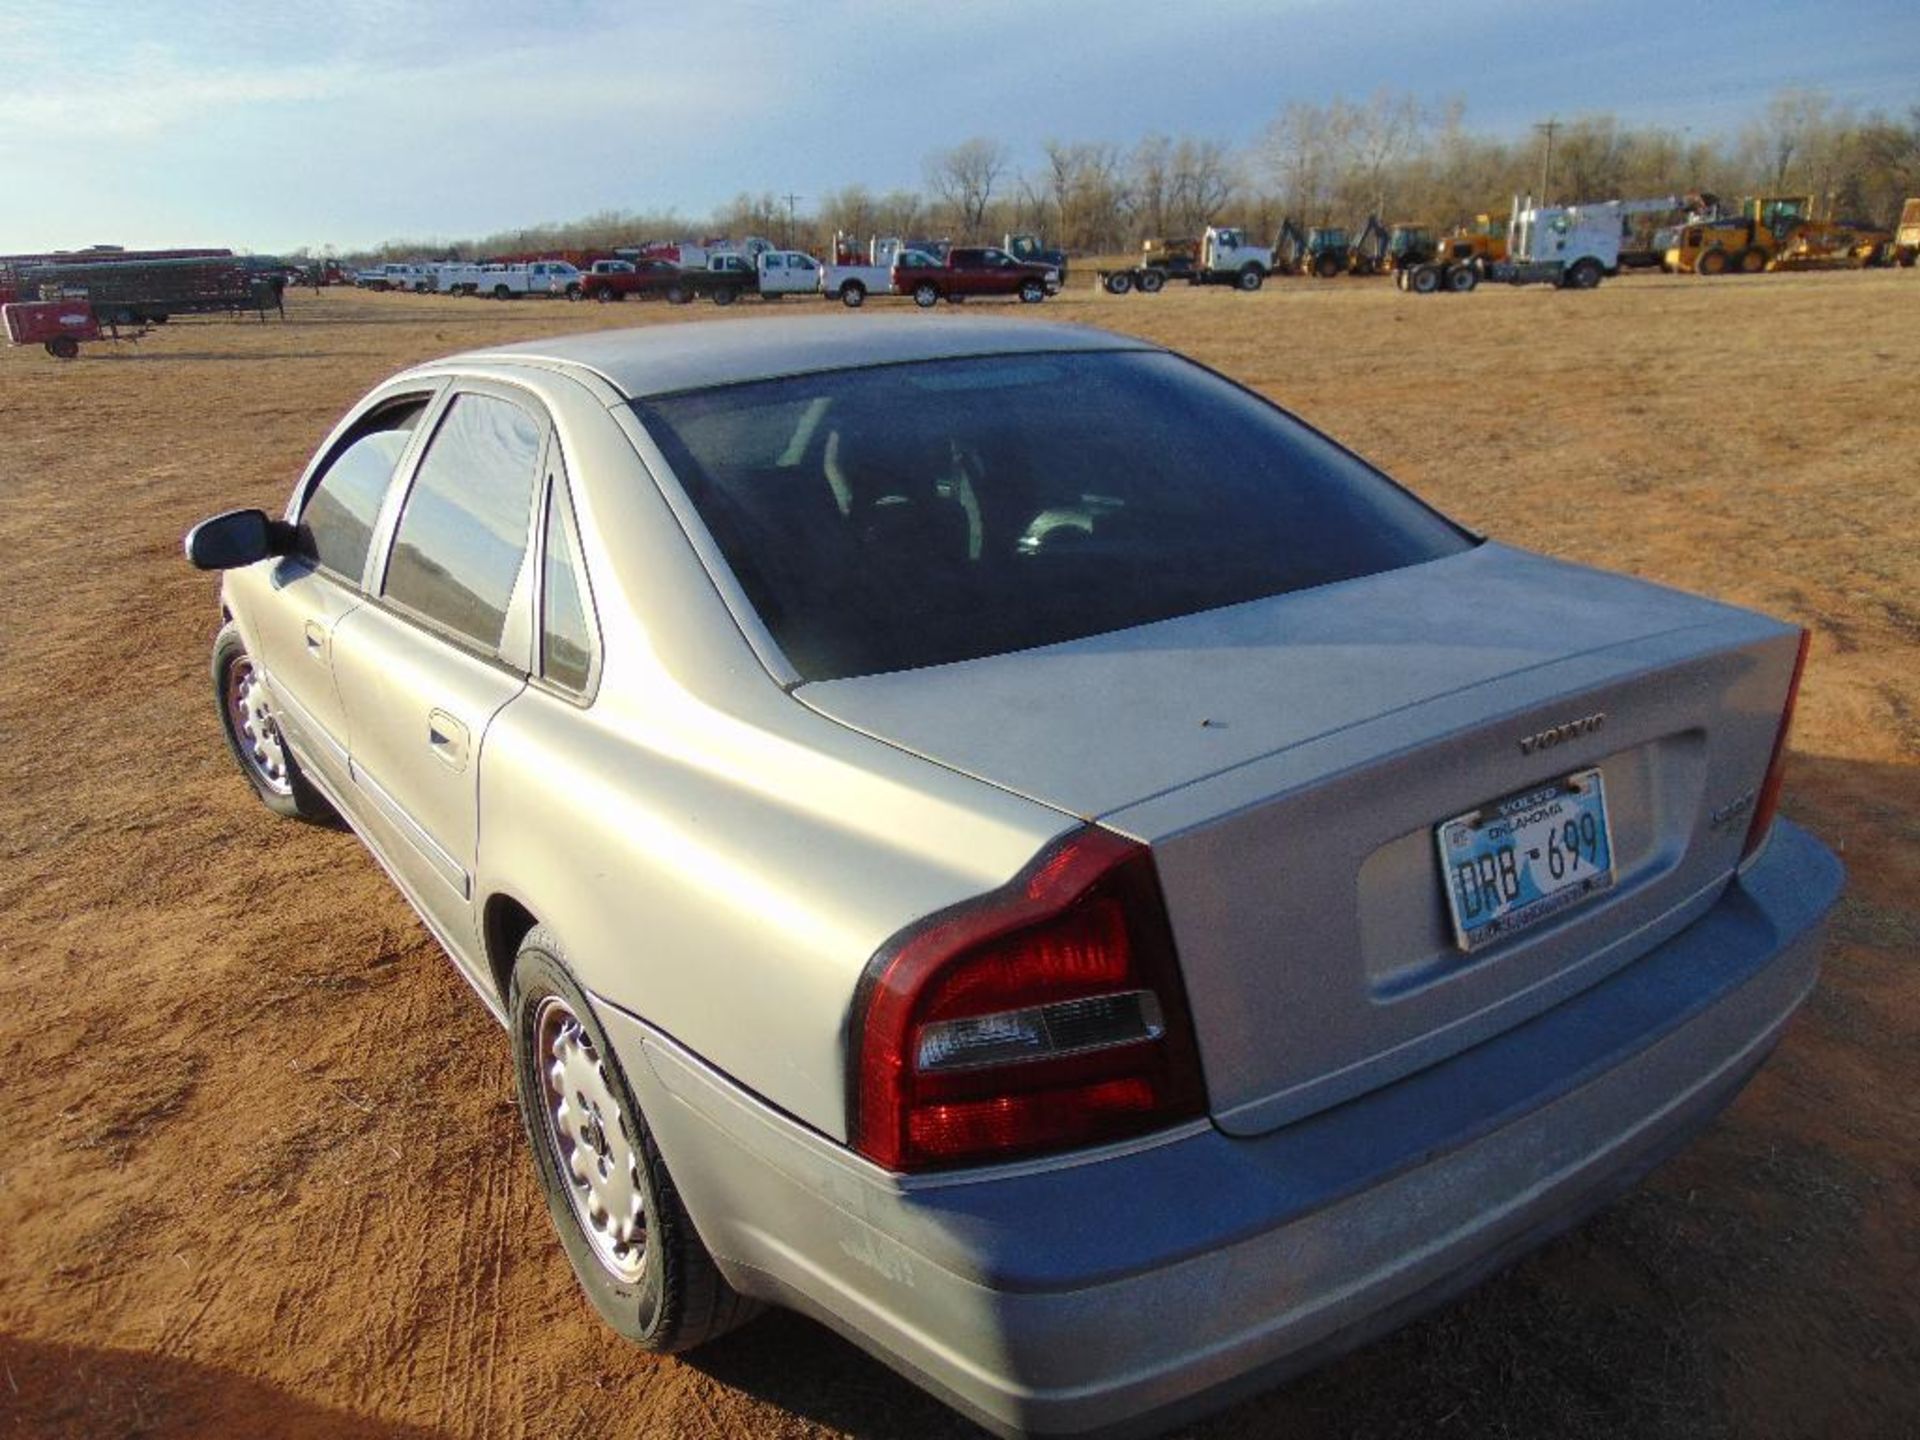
0 272 1914 1439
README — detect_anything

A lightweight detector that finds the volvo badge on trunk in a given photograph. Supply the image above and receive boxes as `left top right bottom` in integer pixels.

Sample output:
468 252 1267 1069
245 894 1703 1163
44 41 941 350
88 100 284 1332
1519 712 1606 755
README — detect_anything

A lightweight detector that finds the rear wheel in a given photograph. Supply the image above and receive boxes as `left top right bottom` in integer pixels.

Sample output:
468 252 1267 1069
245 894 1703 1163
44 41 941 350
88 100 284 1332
494 284 513 299
913 282 939 308
1564 258 1604 290
46 336 81 360
1136 268 1165 294
1312 254 1340 279
1446 264 1479 292
839 281 865 308
1736 248 1768 274
1104 272 1133 295
665 285 691 306
710 286 736 307
1409 264 1442 294
212 623 334 823
510 935 758 1352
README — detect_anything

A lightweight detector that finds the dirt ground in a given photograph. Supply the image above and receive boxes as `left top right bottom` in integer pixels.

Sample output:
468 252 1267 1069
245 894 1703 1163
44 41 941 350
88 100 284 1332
1 272 1915 1440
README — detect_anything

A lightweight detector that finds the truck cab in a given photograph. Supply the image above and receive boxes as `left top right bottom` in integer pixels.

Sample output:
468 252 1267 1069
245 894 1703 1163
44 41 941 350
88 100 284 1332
1200 227 1274 289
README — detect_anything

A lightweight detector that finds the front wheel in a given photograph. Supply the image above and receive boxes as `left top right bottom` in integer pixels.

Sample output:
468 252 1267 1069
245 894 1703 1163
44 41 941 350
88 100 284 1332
913 282 939 308
1409 264 1443 295
212 623 334 822
1018 279 1046 303
510 935 758 1352
1237 265 1265 291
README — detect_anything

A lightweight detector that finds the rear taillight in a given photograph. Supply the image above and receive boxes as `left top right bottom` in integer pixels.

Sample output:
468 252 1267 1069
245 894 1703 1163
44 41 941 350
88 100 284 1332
1743 629 1811 863
851 827 1207 1173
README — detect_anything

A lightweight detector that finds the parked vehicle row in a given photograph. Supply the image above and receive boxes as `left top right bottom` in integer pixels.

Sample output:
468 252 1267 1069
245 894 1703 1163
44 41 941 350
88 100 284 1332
358 237 1062 309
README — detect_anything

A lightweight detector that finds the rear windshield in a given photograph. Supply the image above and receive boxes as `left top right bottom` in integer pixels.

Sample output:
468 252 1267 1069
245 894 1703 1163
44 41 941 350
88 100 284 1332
633 350 1471 681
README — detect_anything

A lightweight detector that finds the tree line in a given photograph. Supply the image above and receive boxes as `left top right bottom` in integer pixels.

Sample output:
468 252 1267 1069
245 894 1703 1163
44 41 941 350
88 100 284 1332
327 89 1919 265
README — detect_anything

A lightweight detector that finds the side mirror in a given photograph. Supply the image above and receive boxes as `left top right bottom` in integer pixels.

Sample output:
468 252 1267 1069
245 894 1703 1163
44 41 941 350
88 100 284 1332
183 508 293 570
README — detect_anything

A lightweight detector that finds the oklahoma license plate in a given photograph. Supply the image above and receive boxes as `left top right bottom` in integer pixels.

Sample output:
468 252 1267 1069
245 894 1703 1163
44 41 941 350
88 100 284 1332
1437 768 1616 952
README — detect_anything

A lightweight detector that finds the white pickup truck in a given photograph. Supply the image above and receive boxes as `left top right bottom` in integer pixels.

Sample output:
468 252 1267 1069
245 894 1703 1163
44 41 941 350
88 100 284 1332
433 263 485 295
820 238 938 307
752 250 824 298
358 262 431 292
478 260 583 299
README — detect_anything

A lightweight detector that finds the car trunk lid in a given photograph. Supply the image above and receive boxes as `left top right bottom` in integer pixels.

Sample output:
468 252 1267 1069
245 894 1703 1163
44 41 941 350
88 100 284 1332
796 543 1802 1134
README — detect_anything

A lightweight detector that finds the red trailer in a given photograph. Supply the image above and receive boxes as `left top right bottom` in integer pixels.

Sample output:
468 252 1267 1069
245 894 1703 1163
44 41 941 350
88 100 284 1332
3 299 105 359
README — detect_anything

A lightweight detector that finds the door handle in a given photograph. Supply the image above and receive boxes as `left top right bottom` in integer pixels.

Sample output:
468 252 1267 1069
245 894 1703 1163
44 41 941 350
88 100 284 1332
303 620 327 657
427 709 469 771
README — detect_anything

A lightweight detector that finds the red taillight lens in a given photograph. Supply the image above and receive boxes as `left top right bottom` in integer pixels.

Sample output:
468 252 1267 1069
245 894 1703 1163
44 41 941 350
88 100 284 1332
851 827 1207 1173
1743 629 1811 863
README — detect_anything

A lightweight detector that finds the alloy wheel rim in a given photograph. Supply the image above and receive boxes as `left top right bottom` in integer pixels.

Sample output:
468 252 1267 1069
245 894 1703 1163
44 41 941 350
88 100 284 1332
535 996 648 1283
226 657 293 795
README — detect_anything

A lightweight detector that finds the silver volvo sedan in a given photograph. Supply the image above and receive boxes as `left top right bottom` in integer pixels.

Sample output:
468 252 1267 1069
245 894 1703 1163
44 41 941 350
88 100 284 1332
186 317 1842 1438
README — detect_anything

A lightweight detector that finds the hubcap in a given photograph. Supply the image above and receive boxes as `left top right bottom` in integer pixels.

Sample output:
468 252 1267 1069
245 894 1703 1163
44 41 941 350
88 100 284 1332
535 997 647 1282
226 656 292 795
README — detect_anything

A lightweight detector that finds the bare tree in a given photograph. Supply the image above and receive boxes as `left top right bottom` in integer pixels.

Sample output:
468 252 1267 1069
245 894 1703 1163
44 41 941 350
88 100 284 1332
925 137 1011 239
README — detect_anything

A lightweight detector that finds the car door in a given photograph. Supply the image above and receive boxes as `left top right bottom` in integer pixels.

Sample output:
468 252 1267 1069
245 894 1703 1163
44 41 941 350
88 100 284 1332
778 252 820 295
328 383 546 970
246 389 439 801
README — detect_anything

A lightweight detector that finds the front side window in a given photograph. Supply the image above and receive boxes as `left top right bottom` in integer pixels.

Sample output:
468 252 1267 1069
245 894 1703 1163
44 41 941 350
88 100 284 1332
635 351 1471 681
297 399 428 582
383 392 543 652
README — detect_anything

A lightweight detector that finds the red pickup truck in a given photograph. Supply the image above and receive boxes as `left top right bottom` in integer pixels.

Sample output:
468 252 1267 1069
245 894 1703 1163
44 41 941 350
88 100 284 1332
579 258 753 305
890 246 1060 307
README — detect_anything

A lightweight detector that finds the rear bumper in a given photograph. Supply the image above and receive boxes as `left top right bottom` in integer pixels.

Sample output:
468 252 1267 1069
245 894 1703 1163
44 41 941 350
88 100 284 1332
594 819 1841 1438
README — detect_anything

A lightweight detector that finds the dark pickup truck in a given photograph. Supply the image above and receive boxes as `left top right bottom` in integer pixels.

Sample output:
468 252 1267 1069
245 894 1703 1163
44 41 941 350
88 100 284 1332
890 246 1060 307
580 257 755 306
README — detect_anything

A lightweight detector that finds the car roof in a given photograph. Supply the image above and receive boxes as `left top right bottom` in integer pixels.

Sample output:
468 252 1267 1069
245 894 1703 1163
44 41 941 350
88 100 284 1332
445 316 1158 400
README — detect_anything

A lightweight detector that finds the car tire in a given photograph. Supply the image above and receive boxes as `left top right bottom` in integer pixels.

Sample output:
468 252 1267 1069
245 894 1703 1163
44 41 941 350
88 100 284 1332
1409 264 1442 294
566 283 582 300
1697 249 1729 277
1737 248 1769 274
1104 273 1133 295
494 284 512 299
839 282 865 308
1238 265 1266 291
1565 258 1604 290
1446 264 1479 292
711 286 737 307
665 285 691 306
45 336 81 359
1018 279 1045 303
1137 268 1165 294
212 622 335 823
509 933 759 1353
913 282 939 308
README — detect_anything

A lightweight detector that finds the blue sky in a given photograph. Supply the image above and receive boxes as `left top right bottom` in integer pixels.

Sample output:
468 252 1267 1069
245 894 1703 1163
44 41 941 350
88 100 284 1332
3 0 1915 254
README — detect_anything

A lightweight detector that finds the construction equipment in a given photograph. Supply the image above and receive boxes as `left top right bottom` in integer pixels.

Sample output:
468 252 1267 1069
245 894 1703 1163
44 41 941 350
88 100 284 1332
1347 217 1391 275
1432 212 1509 273
1664 193 1897 273
1402 194 1684 295
1384 223 1436 272
1893 199 1920 267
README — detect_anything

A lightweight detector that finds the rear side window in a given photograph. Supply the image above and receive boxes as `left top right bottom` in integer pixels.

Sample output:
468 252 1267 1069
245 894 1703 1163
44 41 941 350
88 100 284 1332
635 351 1471 681
297 400 427 581
540 483 595 694
383 393 543 652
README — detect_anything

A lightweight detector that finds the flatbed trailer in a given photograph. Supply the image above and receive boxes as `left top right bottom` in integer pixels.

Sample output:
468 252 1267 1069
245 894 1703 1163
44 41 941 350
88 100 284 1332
4 256 283 324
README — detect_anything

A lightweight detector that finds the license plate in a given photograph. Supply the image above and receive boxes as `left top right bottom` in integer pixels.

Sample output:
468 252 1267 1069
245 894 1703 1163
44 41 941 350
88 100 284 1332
1437 769 1616 952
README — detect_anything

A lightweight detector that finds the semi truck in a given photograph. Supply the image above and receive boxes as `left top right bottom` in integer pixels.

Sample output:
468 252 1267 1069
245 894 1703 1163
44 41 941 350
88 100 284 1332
1099 226 1275 293
1401 194 1685 294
